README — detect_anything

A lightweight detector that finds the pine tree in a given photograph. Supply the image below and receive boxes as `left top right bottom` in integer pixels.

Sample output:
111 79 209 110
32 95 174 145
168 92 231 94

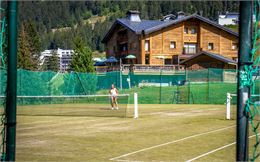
46 51 59 72
70 36 94 73
25 21 42 69
17 24 35 70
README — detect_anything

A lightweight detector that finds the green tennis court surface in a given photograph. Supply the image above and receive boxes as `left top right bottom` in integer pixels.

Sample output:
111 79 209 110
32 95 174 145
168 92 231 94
14 104 249 162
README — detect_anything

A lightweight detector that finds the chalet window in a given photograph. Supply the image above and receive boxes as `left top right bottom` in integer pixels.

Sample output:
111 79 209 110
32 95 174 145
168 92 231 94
191 27 197 34
184 27 188 34
170 41 176 49
172 55 179 64
145 40 150 52
145 54 150 64
164 59 172 65
208 43 214 50
232 42 238 50
184 43 197 54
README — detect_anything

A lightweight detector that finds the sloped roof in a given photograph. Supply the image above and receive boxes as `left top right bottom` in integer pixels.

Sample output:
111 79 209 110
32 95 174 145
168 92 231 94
102 18 165 43
180 51 237 65
117 18 165 34
144 13 238 36
102 13 238 43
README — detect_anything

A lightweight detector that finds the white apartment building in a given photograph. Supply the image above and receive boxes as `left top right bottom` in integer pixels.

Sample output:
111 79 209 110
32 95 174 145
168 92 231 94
218 12 239 26
40 48 74 72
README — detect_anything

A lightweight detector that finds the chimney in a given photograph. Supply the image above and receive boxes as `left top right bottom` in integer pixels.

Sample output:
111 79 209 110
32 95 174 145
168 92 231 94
126 10 141 22
177 11 185 19
199 10 203 16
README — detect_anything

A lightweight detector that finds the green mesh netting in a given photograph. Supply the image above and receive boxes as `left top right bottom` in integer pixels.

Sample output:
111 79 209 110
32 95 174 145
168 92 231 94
0 68 243 105
242 1 260 161
0 1 6 160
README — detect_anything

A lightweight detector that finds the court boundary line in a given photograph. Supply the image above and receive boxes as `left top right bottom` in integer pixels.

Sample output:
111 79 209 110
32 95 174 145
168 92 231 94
110 125 235 161
17 118 129 131
186 133 259 162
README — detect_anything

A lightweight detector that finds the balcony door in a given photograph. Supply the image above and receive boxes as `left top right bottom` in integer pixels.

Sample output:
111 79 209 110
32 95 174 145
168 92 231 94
184 43 197 54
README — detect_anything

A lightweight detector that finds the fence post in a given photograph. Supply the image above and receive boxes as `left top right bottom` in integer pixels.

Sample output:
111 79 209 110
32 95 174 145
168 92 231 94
159 69 162 104
127 75 131 89
119 59 122 90
226 93 231 120
6 1 18 161
237 1 252 161
207 68 210 104
188 80 190 104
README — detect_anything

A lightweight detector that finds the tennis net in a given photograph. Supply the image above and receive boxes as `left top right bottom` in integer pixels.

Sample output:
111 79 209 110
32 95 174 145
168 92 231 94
0 94 130 117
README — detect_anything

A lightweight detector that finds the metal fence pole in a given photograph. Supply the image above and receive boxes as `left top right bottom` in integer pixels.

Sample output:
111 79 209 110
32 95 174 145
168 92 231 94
236 1 252 161
6 1 17 161
159 69 162 104
119 58 122 90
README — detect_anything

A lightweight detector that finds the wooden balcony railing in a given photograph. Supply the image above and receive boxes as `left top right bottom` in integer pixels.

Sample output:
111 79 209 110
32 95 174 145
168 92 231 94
95 64 185 73
122 64 185 72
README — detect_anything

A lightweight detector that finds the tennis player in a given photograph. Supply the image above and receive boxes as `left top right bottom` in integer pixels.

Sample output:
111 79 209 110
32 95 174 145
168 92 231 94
109 84 118 110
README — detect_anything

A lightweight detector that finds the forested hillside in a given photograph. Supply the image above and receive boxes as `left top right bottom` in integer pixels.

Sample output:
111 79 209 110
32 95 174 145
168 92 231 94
18 1 239 52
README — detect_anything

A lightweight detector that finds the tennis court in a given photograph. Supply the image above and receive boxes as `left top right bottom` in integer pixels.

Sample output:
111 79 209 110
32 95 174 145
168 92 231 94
15 103 243 162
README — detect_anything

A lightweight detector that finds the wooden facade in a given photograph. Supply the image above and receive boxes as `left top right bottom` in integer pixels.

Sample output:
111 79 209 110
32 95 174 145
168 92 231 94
103 13 239 66
106 26 141 64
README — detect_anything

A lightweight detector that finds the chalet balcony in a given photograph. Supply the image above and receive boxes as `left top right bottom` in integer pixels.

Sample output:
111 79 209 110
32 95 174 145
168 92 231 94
95 64 185 73
183 48 196 54
182 46 201 55
122 64 185 73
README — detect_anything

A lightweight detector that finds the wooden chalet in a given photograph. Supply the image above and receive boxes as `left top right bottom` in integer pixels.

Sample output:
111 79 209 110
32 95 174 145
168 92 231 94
102 11 238 69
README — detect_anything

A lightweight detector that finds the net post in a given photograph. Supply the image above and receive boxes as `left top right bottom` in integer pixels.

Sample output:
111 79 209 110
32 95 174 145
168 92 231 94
237 1 252 161
226 93 231 120
134 93 138 118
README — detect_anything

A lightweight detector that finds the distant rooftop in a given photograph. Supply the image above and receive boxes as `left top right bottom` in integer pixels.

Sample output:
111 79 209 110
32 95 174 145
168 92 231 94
126 10 140 14
219 12 239 19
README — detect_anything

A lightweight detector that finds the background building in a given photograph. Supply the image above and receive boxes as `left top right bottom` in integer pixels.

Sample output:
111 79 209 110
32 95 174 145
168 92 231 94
40 48 74 72
102 11 238 66
218 12 239 25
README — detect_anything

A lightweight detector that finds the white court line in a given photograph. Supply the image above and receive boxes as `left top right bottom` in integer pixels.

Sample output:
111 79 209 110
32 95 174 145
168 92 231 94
186 134 259 162
110 125 235 161
18 117 77 126
17 118 116 131
18 117 107 125
112 160 141 162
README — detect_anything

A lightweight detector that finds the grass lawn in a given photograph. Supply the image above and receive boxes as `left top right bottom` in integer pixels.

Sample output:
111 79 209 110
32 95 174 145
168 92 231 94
14 103 256 161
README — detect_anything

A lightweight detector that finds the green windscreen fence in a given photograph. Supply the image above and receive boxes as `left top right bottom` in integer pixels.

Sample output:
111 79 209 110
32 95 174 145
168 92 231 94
0 68 256 106
0 68 258 107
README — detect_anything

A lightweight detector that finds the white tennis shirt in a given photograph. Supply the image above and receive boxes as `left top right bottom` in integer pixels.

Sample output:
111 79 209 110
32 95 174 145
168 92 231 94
110 88 118 96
